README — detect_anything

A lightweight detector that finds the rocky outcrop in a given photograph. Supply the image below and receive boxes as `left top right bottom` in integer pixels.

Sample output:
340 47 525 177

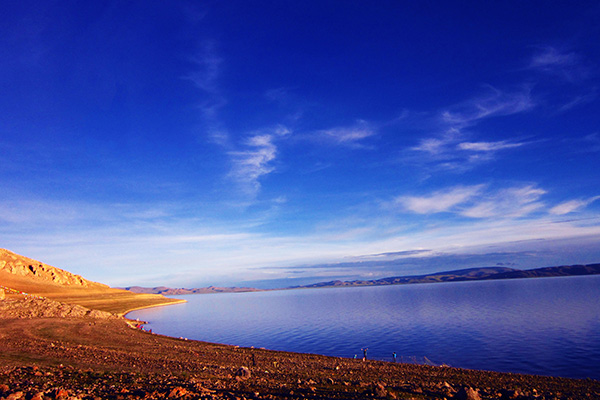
0 249 106 288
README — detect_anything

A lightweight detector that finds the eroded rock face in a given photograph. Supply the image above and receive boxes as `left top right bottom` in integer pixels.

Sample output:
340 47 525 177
0 249 106 288
0 289 5 300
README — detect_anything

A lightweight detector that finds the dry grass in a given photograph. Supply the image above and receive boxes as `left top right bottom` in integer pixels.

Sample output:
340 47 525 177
0 270 185 315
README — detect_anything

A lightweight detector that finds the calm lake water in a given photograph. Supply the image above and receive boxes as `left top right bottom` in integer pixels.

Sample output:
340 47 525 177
127 275 600 380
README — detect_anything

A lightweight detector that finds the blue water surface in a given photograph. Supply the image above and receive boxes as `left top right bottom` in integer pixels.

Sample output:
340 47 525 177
127 275 600 379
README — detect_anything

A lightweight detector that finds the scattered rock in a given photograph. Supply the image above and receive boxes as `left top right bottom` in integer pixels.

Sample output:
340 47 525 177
374 382 388 398
168 386 189 398
29 392 45 400
500 389 525 399
454 386 482 400
235 366 251 379
5 392 24 400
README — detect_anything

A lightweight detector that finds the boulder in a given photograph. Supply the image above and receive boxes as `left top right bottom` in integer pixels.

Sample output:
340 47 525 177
235 366 251 379
454 386 482 400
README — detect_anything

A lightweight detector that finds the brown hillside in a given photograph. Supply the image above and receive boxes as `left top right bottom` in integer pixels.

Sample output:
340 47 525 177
0 248 106 288
0 249 185 315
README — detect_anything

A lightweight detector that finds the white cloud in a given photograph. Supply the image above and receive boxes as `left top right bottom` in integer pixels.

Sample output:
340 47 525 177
228 126 291 195
529 47 578 70
528 47 589 82
396 184 547 219
396 185 484 214
411 128 462 155
461 185 546 218
319 120 377 146
550 196 600 215
458 140 524 152
410 128 529 172
407 87 535 172
441 86 534 128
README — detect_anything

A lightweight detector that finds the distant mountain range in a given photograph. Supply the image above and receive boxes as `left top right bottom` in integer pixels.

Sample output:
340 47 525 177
122 286 263 295
291 263 600 289
122 263 600 294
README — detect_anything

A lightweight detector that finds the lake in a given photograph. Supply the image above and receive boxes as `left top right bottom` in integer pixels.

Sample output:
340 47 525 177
127 275 600 380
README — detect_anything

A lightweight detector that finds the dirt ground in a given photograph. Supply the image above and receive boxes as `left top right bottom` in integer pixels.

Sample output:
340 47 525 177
1 303 599 400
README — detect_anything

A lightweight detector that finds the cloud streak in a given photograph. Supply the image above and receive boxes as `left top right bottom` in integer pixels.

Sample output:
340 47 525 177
550 196 600 215
528 46 590 82
396 185 484 214
318 120 377 147
440 86 535 128
228 126 290 196
396 184 547 219
406 86 535 172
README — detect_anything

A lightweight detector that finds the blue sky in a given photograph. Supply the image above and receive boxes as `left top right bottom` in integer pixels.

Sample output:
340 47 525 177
2 1 600 288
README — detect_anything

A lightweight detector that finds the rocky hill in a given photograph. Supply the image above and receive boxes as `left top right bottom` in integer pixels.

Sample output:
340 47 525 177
0 248 105 288
0 249 185 315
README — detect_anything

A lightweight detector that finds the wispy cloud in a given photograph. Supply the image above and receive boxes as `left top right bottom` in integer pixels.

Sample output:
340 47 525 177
410 130 530 172
411 128 462 156
186 41 222 93
460 185 546 218
228 126 291 196
550 196 600 215
184 41 230 146
3 190 600 288
441 86 535 128
318 120 377 147
457 140 524 152
528 46 590 82
558 91 597 112
396 185 484 214
406 86 535 172
396 184 546 219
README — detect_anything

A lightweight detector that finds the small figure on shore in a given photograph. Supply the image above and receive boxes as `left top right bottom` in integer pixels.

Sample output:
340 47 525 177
353 354 357 359
362 348 368 361
393 352 397 363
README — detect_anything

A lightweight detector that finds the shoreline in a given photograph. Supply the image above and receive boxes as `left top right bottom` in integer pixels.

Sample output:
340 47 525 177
1 315 598 400
119 297 187 318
